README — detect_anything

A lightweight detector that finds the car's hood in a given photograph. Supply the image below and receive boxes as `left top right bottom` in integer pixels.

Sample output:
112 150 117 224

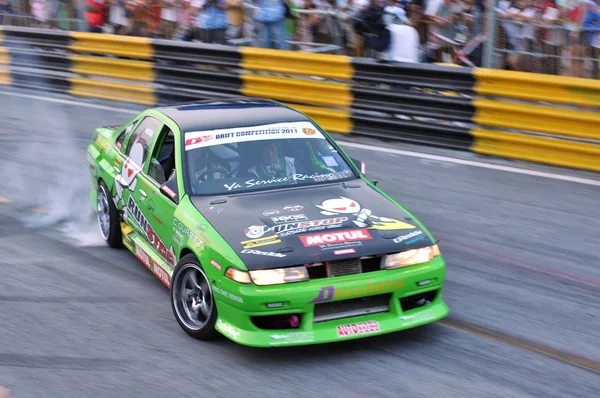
191 180 434 270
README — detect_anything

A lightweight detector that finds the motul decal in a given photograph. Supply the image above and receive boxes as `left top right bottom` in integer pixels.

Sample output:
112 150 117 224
299 229 372 247
210 259 222 271
161 185 177 199
135 243 150 268
152 260 171 288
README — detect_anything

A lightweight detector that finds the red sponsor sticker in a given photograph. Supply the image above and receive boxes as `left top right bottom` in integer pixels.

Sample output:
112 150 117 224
299 229 372 247
185 135 213 147
152 260 171 288
135 243 150 268
210 259 222 271
336 320 380 338
334 248 356 255
161 185 177 199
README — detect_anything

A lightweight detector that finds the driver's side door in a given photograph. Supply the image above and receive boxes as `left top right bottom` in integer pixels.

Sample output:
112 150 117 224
131 123 179 275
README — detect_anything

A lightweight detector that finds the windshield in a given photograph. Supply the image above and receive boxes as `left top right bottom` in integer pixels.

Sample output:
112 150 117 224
184 121 357 195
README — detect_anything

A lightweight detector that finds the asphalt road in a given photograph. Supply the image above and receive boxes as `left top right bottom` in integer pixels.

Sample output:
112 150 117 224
1 88 599 398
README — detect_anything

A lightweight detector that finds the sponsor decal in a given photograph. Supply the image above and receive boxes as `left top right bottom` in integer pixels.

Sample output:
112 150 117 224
270 331 315 346
316 196 415 230
321 155 339 168
241 249 286 258
123 233 134 249
399 309 436 323
240 234 281 249
210 259 222 271
173 218 204 248
263 205 303 216
152 260 171 288
245 217 348 240
96 137 110 152
303 127 316 135
161 185 177 199
212 286 243 303
337 321 380 338
406 235 426 244
393 230 423 244
224 172 352 192
334 248 356 255
184 121 325 151
114 140 145 213
128 196 176 266
182 211 210 244
299 228 372 247
151 214 163 224
311 278 403 303
216 319 240 340
271 214 307 224
184 135 213 147
114 158 122 168
203 204 224 214
134 243 150 268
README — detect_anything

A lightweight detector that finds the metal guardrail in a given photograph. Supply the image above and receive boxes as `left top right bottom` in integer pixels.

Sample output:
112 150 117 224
0 26 599 172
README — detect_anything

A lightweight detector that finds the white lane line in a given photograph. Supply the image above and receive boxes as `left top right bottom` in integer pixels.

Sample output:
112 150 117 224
3 89 599 186
0 91 140 114
337 140 600 187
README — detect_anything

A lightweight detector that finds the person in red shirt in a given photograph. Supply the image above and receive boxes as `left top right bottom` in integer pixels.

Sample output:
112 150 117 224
86 0 107 32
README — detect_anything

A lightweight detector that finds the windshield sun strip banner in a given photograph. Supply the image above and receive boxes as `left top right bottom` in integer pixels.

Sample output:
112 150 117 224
184 122 325 151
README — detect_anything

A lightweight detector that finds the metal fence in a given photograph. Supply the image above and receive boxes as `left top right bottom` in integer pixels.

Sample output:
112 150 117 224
488 17 600 79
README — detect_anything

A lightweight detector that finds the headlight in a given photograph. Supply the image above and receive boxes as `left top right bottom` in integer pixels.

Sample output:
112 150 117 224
381 244 440 269
249 266 309 286
225 267 252 284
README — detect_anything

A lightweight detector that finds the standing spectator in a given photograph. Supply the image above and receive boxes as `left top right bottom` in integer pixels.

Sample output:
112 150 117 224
31 0 50 28
428 0 454 62
283 0 299 44
201 0 229 44
226 0 245 39
354 0 390 56
108 0 128 34
160 0 179 39
556 0 589 77
254 0 290 49
176 0 196 40
584 0 600 77
85 0 106 32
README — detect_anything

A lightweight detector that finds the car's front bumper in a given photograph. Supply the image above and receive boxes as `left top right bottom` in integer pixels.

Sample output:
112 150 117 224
211 255 448 347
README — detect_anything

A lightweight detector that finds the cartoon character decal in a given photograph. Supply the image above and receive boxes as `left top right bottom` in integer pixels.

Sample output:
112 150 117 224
114 141 145 220
315 196 415 230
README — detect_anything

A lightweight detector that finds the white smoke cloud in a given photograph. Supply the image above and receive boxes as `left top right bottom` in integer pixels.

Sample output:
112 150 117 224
0 96 107 247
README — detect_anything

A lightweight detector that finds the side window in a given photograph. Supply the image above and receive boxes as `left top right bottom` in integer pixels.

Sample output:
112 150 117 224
148 127 175 185
124 117 161 167
115 119 138 151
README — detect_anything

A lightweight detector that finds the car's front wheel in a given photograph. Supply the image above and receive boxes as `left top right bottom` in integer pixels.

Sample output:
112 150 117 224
170 254 219 340
97 180 122 248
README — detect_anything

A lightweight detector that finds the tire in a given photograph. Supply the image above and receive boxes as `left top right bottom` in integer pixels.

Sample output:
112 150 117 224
170 254 219 340
97 180 123 248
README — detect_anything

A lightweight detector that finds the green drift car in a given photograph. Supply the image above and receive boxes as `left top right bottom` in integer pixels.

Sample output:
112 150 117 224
86 98 449 347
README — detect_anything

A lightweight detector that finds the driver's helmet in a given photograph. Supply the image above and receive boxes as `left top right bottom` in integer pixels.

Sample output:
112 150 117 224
257 140 286 178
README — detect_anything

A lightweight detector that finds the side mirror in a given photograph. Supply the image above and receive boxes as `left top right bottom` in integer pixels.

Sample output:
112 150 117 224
160 171 179 204
351 157 366 175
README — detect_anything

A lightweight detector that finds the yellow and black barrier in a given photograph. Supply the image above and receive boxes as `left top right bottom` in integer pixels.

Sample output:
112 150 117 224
0 27 598 173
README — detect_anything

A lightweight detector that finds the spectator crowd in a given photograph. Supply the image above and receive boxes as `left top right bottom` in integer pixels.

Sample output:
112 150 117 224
1 0 599 78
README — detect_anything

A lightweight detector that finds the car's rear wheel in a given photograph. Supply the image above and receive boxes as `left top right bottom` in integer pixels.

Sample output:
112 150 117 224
97 180 122 248
171 254 218 340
